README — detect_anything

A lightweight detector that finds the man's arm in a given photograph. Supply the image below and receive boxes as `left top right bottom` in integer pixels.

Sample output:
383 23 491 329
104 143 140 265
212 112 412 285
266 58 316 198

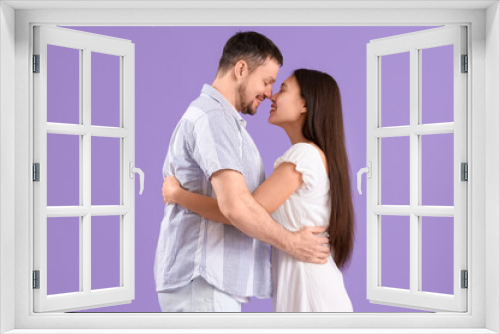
163 162 304 225
211 169 330 264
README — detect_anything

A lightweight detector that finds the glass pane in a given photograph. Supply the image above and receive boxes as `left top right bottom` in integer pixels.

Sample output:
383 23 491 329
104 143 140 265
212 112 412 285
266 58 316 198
91 216 121 290
381 52 410 127
421 45 454 124
91 137 121 206
47 133 80 206
381 136 410 205
421 133 454 206
47 217 80 295
47 45 80 124
91 52 121 127
381 215 410 290
421 217 454 294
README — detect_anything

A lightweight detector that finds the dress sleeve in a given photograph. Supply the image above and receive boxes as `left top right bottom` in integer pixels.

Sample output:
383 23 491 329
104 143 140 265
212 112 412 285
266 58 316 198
273 143 317 190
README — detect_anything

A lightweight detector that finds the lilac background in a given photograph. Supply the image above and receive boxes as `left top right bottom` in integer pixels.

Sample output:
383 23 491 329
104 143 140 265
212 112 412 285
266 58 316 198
45 26 455 312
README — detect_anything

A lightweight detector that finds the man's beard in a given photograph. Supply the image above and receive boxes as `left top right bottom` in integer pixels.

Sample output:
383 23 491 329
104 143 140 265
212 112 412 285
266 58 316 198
237 83 257 116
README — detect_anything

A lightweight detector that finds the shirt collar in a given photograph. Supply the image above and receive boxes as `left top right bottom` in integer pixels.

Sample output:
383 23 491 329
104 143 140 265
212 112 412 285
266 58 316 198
201 84 247 128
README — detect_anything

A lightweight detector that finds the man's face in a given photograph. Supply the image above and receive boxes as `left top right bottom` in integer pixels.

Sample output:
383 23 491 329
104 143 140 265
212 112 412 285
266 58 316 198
237 58 280 115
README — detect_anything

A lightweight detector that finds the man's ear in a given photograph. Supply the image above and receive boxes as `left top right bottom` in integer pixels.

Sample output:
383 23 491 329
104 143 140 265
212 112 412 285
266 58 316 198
233 60 248 81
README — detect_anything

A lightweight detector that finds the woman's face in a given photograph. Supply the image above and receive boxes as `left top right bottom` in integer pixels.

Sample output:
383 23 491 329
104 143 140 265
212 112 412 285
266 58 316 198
269 75 307 127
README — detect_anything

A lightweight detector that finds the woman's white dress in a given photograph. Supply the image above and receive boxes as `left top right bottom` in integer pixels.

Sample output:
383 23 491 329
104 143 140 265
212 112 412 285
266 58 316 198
271 143 354 312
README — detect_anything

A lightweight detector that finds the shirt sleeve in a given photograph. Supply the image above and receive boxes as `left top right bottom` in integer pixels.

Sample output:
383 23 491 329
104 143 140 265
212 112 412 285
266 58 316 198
273 143 317 190
187 109 244 180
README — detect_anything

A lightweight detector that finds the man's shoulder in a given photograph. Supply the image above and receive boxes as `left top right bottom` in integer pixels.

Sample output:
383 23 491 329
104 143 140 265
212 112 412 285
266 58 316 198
183 97 232 126
190 92 221 111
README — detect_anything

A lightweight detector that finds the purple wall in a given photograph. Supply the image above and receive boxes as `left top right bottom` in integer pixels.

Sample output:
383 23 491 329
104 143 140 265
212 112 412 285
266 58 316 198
45 26 454 313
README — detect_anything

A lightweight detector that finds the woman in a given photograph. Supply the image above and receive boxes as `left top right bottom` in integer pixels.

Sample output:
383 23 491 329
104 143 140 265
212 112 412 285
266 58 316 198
162 69 355 312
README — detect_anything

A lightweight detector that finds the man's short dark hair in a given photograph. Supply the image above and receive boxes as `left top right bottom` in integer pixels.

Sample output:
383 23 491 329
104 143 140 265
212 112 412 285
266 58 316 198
217 31 284 76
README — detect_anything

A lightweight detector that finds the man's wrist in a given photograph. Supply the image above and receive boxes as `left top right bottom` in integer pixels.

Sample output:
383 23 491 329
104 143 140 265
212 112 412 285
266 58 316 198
276 225 294 253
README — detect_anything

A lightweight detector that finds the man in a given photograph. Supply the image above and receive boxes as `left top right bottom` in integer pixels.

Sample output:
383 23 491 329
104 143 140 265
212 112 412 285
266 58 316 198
155 31 330 312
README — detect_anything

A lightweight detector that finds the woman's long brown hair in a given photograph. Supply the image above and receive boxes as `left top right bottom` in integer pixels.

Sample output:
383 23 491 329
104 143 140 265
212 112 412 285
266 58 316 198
294 69 355 269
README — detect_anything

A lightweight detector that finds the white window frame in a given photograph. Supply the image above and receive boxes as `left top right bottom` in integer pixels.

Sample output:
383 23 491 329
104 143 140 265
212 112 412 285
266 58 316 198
0 1 499 333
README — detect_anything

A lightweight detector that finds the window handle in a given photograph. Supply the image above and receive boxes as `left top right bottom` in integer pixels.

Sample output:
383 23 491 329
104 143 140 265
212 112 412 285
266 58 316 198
129 162 145 195
357 162 372 195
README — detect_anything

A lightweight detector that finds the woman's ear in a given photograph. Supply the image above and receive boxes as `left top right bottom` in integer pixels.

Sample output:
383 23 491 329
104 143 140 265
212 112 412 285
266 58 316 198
300 101 308 114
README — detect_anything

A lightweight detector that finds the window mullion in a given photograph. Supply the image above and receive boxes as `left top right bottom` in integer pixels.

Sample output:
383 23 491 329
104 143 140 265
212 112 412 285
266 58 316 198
79 48 84 294
82 47 92 294
417 47 423 293
409 47 419 294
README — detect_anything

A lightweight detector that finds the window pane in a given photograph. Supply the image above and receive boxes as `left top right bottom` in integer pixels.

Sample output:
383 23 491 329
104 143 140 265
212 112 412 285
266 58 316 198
381 215 410 290
421 45 454 124
381 52 410 127
381 136 410 205
47 133 80 206
47 217 80 295
91 216 121 290
91 52 121 127
91 137 121 206
47 45 80 124
421 133 454 206
421 217 454 295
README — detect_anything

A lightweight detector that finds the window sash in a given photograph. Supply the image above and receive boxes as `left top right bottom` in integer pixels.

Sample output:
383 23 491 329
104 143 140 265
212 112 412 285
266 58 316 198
32 25 136 313
365 25 468 312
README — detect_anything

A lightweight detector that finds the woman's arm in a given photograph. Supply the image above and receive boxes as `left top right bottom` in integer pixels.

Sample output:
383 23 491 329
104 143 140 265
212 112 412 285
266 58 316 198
162 162 303 225
163 176 231 224
252 162 303 213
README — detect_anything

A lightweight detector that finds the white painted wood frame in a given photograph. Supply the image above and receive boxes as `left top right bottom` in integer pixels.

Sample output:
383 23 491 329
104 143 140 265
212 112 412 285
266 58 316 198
32 25 135 312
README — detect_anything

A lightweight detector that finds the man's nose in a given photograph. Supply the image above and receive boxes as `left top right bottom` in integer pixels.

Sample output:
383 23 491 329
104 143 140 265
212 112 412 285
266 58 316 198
265 86 273 99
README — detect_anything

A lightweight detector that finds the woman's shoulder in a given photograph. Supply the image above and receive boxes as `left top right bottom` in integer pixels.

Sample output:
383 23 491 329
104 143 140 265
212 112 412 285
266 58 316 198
278 142 314 163
285 142 317 155
274 142 328 178
290 142 328 173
